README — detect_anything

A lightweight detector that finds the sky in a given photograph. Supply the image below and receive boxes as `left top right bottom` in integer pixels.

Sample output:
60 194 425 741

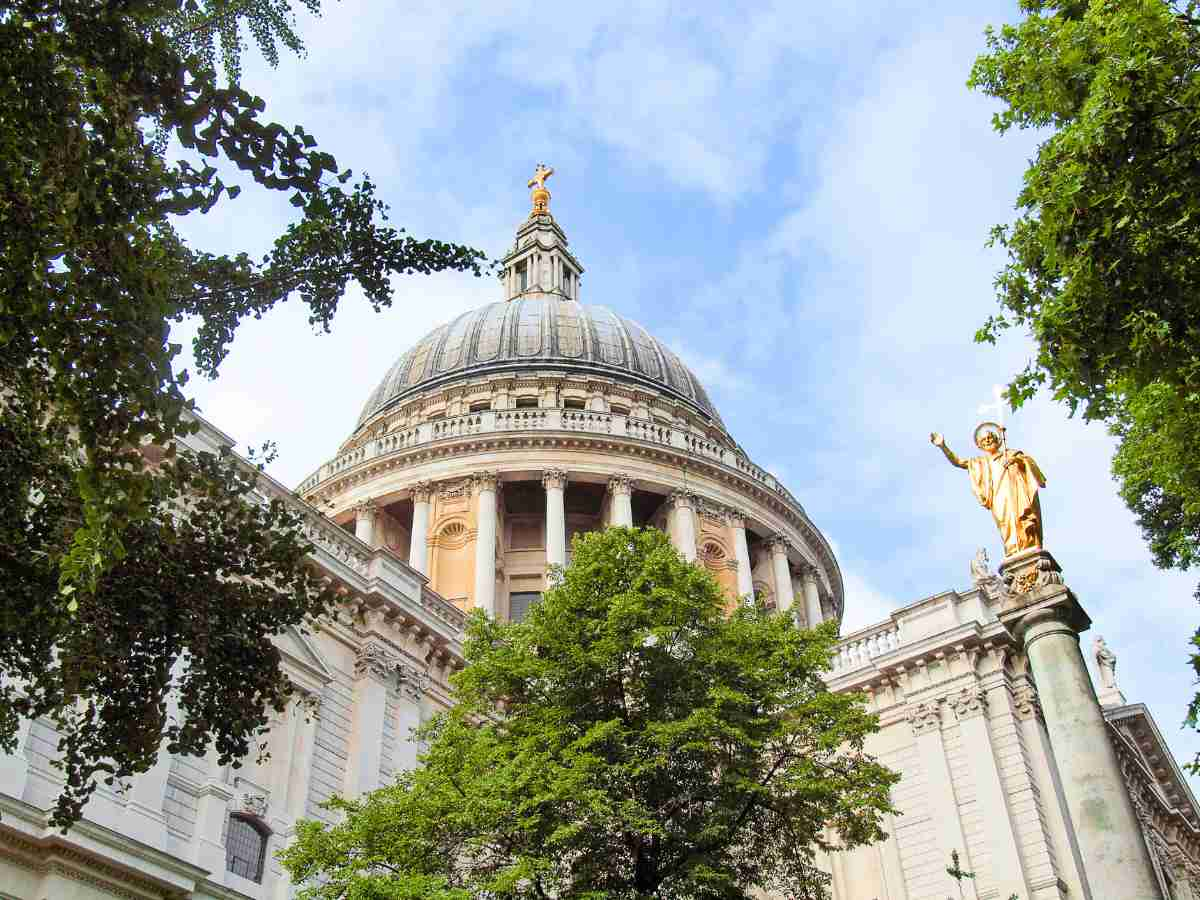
172 1 1200 782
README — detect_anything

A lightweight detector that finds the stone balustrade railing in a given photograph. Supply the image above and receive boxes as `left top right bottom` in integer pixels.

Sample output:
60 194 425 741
829 620 902 674
297 410 794 508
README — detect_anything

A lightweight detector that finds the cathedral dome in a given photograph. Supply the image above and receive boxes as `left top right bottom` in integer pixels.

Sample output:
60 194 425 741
355 297 724 432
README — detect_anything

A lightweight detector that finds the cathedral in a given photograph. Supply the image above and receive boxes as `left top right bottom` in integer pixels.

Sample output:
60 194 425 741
1 176 1198 899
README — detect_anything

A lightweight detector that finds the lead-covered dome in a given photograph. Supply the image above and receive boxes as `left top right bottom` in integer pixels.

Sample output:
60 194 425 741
356 296 724 430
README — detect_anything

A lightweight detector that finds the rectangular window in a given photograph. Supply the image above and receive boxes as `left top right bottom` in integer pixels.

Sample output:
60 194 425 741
563 398 585 410
469 401 491 413
516 260 528 292
515 396 539 409
509 591 541 623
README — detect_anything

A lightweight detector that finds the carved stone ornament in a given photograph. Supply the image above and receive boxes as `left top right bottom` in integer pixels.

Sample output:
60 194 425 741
542 468 568 491
354 641 398 681
471 471 499 494
607 474 633 497
353 499 378 521
1001 549 1064 597
949 687 988 721
668 490 694 510
397 663 431 701
907 700 943 736
240 792 269 818
765 534 791 556
724 507 748 529
1012 683 1042 722
410 480 435 504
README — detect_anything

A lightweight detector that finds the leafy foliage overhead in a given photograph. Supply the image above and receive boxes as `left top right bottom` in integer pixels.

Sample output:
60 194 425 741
969 1 1200 757
0 0 487 826
281 527 898 900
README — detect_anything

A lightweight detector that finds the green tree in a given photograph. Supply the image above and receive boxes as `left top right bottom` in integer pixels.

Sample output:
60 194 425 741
968 1 1200 753
0 0 486 826
281 527 898 900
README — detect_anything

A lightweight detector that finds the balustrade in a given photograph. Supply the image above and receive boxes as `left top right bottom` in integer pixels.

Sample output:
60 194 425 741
830 622 902 673
297 410 806 516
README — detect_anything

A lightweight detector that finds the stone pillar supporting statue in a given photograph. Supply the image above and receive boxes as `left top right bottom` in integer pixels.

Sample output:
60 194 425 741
668 492 697 561
472 472 499 617
409 482 434 576
544 469 568 571
998 549 1162 899
354 499 378 548
607 475 634 527
727 511 754 599
766 536 794 613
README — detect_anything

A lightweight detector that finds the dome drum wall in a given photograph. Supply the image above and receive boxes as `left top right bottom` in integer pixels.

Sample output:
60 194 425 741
309 433 842 619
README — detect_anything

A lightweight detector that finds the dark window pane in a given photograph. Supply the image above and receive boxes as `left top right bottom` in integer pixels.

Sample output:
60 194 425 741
509 591 541 623
226 814 268 883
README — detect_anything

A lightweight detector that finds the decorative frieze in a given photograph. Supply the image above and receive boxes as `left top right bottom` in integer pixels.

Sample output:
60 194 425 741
239 792 269 819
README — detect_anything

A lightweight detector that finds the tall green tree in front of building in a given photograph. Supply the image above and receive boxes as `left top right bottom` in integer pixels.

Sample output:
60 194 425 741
281 527 898 900
969 1 1200 758
0 0 486 827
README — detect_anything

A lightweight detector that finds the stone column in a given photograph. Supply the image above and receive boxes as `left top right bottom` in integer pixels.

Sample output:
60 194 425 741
908 700 978 899
801 564 823 628
949 687 1031 899
668 492 697 561
472 472 499 617
727 512 754 599
607 475 634 527
125 656 188 848
409 481 434 575
544 469 568 570
767 536 794 612
354 500 378 548
285 695 319 822
343 642 394 798
999 550 1162 899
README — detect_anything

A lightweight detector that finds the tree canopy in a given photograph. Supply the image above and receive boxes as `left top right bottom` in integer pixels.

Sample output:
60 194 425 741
281 527 897 900
0 0 486 826
969 1 1200 752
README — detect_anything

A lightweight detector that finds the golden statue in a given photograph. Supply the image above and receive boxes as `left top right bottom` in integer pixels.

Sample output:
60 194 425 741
528 163 554 215
930 423 1046 558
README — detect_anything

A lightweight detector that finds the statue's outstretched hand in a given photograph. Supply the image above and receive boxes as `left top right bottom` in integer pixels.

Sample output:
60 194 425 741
930 432 945 448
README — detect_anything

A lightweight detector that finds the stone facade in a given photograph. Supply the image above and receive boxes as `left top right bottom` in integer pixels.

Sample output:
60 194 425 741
1 209 1195 899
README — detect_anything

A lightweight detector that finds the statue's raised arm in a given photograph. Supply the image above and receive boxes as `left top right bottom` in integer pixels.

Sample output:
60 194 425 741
930 431 967 469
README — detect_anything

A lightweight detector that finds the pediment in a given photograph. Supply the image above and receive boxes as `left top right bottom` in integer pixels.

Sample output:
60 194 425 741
1107 703 1200 827
273 624 335 692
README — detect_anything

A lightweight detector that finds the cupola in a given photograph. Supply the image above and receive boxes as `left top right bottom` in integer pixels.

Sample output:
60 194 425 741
500 163 585 302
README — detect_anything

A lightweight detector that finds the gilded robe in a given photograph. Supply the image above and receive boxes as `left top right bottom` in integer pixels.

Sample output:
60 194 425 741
966 449 1045 557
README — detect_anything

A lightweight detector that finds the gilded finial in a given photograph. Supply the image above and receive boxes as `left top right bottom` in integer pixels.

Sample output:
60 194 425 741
528 163 554 215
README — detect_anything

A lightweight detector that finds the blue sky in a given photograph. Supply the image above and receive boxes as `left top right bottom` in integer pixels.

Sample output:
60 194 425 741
174 1 1200 780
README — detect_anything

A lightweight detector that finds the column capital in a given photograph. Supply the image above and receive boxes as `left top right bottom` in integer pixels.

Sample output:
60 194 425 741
765 534 791 556
471 471 500 494
353 499 378 520
724 508 749 529
1012 683 1043 722
354 641 398 682
410 480 435 504
397 663 430 702
907 699 943 736
948 687 988 721
668 490 695 510
542 468 569 491
606 474 633 497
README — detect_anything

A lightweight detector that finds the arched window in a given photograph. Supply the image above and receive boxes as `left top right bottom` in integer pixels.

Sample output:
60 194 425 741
226 813 269 883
